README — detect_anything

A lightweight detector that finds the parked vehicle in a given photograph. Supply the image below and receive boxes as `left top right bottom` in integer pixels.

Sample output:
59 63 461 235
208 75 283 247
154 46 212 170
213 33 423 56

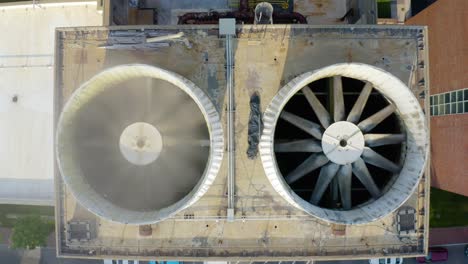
369 257 403 264
416 247 448 263
464 244 468 257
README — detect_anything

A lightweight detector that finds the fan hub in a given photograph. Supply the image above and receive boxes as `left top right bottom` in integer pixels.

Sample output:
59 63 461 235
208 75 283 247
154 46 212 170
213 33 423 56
321 121 364 165
119 122 163 166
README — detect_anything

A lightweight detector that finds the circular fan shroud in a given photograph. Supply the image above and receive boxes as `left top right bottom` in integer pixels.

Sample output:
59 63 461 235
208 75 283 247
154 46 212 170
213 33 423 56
56 64 224 225
260 63 428 225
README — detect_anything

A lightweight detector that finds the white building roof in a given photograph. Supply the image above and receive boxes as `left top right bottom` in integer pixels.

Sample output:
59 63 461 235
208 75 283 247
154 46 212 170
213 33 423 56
0 1 102 205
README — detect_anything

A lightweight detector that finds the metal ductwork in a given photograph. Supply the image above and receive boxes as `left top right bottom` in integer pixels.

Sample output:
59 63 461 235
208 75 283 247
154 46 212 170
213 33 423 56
254 2 274 24
56 64 223 224
260 63 428 225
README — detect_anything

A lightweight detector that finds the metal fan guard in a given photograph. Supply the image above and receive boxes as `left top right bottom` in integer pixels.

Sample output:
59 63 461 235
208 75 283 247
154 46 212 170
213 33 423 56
259 63 428 225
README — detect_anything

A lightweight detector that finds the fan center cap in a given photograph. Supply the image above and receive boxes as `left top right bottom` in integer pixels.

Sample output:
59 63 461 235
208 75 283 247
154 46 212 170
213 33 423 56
119 122 163 166
321 121 364 165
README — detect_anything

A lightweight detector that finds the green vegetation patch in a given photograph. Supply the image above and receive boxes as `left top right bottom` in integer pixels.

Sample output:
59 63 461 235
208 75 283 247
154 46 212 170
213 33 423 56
430 187 468 228
0 204 54 228
377 0 392 18
11 215 54 249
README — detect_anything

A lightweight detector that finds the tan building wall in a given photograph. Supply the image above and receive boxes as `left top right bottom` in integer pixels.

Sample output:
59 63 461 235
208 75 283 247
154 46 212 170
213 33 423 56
406 0 468 196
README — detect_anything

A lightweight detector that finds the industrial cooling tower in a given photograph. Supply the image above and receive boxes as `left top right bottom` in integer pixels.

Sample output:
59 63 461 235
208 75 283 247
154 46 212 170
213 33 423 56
54 25 430 260
260 63 428 224
55 64 224 224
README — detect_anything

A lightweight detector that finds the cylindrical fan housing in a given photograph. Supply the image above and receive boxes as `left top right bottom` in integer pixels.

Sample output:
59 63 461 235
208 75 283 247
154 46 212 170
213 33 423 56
56 64 224 225
260 63 428 224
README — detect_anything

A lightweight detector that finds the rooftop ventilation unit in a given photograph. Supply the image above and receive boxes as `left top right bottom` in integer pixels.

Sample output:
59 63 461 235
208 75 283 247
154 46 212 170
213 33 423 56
260 63 428 224
56 64 223 224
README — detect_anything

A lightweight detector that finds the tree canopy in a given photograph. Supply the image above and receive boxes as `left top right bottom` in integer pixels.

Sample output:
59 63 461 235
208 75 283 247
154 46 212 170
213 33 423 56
11 215 53 250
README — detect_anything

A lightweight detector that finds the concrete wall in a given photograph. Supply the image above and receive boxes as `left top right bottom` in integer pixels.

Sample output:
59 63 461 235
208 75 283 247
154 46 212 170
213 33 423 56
406 0 468 196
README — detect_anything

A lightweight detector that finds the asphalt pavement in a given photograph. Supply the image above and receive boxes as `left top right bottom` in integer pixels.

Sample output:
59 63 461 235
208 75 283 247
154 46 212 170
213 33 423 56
0 245 102 264
317 244 468 264
1 244 467 264
40 248 104 264
0 244 21 264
